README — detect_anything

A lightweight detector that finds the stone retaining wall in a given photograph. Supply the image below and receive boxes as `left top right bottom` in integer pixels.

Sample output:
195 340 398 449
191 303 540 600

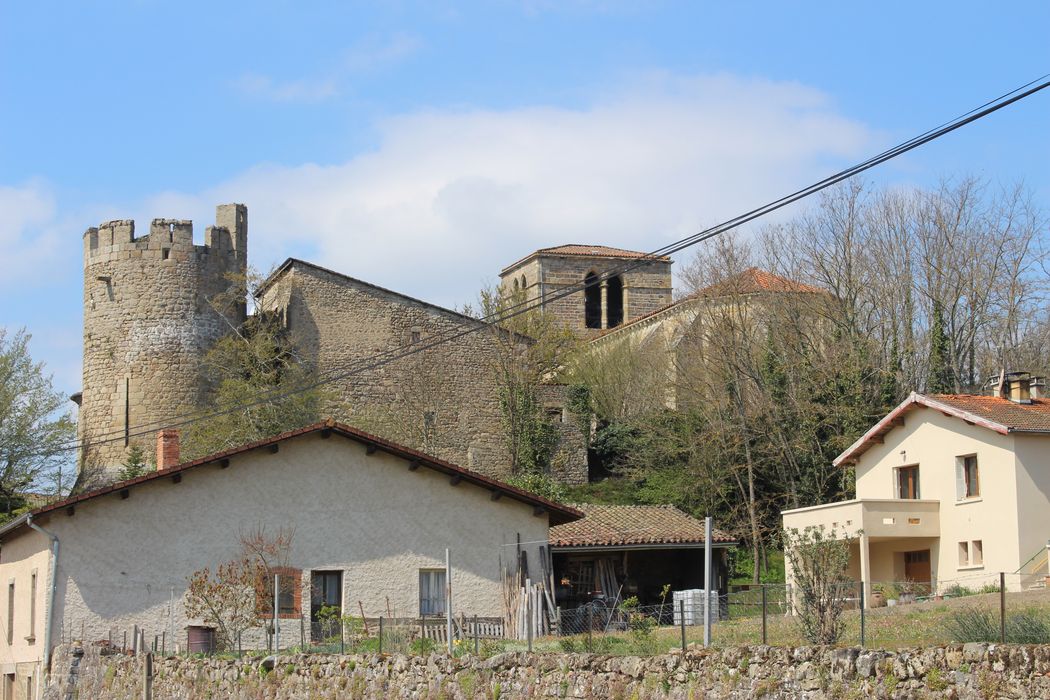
45 642 1050 699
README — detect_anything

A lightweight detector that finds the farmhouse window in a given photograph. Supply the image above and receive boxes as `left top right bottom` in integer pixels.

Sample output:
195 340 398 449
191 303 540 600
419 569 446 616
972 540 984 566
958 541 970 567
956 455 980 500
256 567 302 619
897 465 920 499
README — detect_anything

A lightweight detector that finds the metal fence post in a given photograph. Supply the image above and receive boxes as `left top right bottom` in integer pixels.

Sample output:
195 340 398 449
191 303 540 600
300 615 305 651
679 599 686 652
378 616 384 654
859 581 865 648
1000 572 1007 644
339 619 344 655
587 605 593 652
761 585 768 645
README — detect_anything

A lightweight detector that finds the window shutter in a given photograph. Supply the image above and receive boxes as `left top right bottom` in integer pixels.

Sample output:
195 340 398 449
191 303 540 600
955 459 965 501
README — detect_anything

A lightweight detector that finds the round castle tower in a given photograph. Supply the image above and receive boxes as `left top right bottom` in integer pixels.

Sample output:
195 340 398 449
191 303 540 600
77 204 247 483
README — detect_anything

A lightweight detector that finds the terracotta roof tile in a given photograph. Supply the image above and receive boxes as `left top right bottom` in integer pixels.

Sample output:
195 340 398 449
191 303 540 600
834 391 1050 466
549 504 735 548
501 245 669 273
927 394 1050 432
23 420 583 527
698 268 824 297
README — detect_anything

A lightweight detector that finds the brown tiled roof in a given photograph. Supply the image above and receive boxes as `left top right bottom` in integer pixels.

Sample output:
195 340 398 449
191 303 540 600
549 504 736 548
698 268 824 297
592 267 822 341
834 392 1050 466
927 394 1050 432
15 420 583 530
501 245 669 273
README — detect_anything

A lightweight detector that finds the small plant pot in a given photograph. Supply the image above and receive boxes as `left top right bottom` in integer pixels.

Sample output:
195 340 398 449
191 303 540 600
886 599 897 607
870 592 886 608
899 593 917 605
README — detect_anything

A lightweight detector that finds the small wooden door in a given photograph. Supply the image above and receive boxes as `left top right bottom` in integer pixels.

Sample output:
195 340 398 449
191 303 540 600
904 550 931 586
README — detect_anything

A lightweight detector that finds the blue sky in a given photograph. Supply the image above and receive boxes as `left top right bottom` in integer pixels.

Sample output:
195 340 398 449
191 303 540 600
2 1 1048 398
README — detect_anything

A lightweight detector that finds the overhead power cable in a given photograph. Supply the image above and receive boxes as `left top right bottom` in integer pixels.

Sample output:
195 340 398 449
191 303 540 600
52 74 1050 457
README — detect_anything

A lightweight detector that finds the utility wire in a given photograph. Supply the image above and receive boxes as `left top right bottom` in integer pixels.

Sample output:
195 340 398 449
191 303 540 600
52 74 1050 457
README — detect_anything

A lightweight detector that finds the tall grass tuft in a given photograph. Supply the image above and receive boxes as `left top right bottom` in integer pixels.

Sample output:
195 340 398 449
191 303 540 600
942 607 1050 643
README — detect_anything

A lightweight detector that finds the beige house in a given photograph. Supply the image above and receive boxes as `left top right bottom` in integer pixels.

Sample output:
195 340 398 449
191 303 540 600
783 373 1050 603
0 422 580 696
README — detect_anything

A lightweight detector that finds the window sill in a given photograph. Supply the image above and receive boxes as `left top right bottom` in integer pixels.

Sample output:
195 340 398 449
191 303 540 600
24 636 35 643
955 497 983 505
957 564 985 571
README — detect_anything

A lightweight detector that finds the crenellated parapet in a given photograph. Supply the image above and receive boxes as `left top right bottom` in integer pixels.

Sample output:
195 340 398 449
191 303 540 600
77 204 248 484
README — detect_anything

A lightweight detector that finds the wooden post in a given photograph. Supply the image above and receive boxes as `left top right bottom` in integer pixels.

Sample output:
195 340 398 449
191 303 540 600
339 619 344 655
473 614 479 656
527 593 533 653
679 599 686 652
300 615 305 650
446 548 453 656
142 652 153 700
379 616 384 654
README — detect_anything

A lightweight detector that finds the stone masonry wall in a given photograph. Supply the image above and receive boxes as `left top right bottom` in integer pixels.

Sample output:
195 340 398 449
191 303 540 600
47 642 1050 699
78 205 247 483
501 254 673 339
259 263 587 483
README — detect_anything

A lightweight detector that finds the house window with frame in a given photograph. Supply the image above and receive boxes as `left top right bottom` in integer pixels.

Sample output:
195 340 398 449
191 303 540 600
956 455 980 500
972 540 984 566
958 541 970 567
419 569 446 616
256 568 302 619
897 465 920 499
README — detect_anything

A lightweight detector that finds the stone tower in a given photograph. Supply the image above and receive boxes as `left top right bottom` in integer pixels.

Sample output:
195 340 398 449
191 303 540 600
499 245 673 338
77 204 247 482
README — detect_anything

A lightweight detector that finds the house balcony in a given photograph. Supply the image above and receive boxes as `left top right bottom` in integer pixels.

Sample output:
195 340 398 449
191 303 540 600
782 498 940 540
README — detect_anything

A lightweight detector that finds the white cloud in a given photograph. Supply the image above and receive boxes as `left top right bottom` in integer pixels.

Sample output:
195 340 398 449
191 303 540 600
1 72 878 395
236 33 422 103
192 72 877 306
4 72 878 313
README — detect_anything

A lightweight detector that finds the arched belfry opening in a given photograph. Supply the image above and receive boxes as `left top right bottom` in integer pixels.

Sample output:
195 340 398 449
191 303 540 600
584 272 602 329
607 275 624 328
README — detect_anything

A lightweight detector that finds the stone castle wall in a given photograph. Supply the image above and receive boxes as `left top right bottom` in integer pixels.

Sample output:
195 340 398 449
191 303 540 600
78 205 247 482
258 262 587 483
47 642 1050 699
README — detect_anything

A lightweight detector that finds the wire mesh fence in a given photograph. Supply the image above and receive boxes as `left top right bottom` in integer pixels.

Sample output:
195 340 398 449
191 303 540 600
87 571 1050 661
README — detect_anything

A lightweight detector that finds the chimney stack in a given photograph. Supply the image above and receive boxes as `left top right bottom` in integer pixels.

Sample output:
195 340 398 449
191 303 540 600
156 429 181 471
987 371 1032 404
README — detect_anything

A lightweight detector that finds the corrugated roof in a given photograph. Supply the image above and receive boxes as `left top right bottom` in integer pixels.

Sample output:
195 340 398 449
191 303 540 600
549 504 736 548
